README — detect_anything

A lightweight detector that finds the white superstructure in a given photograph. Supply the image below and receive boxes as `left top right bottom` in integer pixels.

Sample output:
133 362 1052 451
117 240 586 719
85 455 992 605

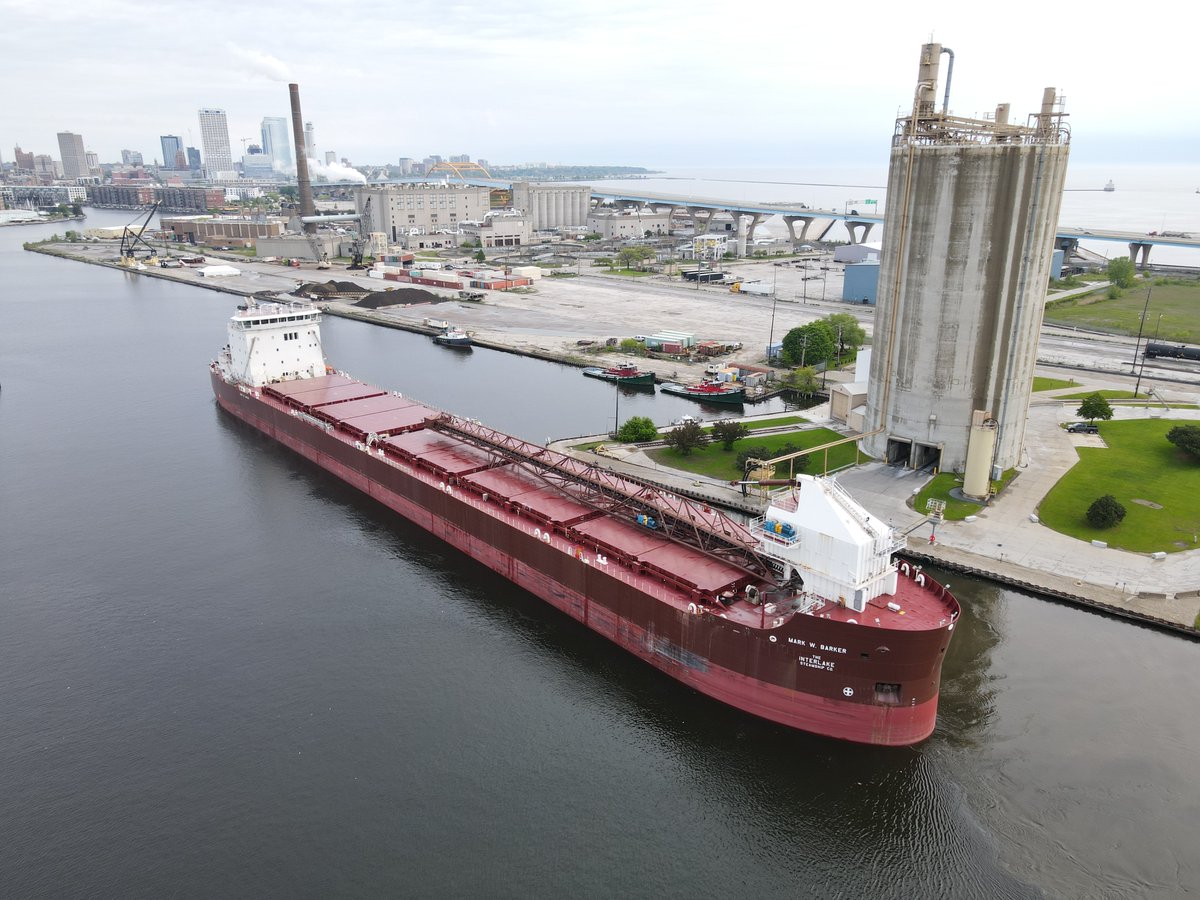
756 475 902 613
217 300 325 387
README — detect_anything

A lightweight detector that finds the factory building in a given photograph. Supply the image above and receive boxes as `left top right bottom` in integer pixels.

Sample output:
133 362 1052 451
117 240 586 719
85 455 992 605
354 182 490 244
586 207 671 239
460 214 532 248
862 43 1069 486
510 182 591 229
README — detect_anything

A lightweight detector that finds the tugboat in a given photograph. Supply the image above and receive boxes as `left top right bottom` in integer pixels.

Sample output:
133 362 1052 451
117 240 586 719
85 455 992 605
660 379 745 404
582 362 656 386
1104 180 1115 192
432 326 473 348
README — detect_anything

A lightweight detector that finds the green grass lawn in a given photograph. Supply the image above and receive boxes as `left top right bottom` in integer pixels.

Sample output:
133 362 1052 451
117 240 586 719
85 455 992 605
645 428 857 479
1033 376 1080 392
1058 389 1147 401
913 469 1018 521
735 415 809 431
1038 419 1200 552
1043 278 1200 343
608 268 654 277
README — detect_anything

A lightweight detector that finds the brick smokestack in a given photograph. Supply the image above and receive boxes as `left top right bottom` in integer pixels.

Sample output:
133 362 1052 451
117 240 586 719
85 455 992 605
288 83 316 234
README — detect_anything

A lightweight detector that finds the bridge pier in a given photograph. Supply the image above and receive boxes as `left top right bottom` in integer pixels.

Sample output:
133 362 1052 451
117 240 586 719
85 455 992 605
740 212 766 245
783 215 816 245
689 206 717 235
844 220 874 245
651 203 679 233
732 213 747 257
1128 242 1152 269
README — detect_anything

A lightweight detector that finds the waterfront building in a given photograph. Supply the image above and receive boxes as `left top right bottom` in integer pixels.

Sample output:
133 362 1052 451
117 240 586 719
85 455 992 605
160 135 182 169
197 109 234 178
260 117 292 169
862 43 1070 477
355 182 490 245
57 131 87 179
160 214 288 246
1 185 87 207
511 182 591 229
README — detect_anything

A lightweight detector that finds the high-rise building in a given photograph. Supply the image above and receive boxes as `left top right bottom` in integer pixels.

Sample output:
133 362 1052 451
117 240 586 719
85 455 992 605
260 116 292 169
303 122 316 161
197 109 233 178
121 149 144 166
57 131 87 179
450 154 470 163
324 151 336 165
14 146 34 171
34 155 57 177
397 157 414 175
187 147 201 171
476 158 490 172
84 150 99 174
862 44 1070 483
160 135 182 169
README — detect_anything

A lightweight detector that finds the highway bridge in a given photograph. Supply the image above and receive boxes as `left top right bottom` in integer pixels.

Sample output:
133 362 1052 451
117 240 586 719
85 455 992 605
283 177 1199 264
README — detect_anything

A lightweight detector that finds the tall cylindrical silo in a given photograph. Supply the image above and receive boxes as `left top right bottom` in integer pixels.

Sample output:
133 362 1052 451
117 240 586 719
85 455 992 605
863 45 1070 474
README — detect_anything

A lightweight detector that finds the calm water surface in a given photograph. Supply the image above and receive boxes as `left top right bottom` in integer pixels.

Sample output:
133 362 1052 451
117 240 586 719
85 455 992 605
1 210 1198 898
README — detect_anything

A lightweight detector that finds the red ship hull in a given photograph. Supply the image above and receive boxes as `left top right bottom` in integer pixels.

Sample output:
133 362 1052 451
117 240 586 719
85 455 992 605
212 370 955 745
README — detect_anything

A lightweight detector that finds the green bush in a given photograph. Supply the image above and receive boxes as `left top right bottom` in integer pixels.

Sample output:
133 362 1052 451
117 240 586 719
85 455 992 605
1086 494 1127 528
616 416 659 443
1166 424 1200 459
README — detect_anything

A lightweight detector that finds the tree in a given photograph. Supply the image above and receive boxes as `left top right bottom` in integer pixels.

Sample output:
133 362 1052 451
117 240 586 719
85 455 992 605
616 246 654 270
1076 393 1114 424
780 321 835 368
1086 495 1127 529
473 249 486 263
783 366 820 397
823 313 867 356
711 419 749 451
618 338 643 353
665 420 708 456
1107 257 1136 289
616 416 659 443
1166 424 1200 460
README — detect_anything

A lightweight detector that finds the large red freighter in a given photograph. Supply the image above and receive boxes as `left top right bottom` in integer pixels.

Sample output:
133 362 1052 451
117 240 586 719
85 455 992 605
211 300 959 745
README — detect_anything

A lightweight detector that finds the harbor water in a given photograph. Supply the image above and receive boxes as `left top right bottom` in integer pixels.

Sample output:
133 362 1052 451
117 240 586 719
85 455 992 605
2 194 1198 898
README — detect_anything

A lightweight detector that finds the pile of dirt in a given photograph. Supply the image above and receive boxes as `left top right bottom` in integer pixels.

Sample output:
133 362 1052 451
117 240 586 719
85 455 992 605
355 287 445 309
295 280 368 296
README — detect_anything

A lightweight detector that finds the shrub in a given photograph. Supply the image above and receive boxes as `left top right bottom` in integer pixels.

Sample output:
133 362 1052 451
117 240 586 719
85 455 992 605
616 416 658 443
1086 495 1127 529
1166 424 1200 459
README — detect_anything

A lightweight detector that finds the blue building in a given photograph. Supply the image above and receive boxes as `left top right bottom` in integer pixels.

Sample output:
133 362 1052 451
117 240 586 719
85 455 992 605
842 261 879 305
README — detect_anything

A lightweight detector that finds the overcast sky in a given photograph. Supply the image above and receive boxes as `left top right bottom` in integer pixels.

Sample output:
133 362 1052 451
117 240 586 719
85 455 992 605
3 0 1195 170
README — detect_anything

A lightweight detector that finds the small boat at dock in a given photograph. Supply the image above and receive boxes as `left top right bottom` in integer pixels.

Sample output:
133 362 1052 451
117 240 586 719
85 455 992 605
582 362 656 386
433 326 473 348
660 379 745 404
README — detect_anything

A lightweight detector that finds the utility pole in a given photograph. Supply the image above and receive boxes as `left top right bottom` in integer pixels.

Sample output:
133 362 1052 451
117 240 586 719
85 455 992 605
1135 313 1163 398
1130 285 1153 377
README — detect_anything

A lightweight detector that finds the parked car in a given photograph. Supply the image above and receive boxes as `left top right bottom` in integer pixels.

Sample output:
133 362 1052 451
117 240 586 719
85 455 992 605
1067 422 1099 434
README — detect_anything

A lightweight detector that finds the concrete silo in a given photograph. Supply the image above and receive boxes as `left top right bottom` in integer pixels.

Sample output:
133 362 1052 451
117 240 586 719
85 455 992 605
862 43 1070 477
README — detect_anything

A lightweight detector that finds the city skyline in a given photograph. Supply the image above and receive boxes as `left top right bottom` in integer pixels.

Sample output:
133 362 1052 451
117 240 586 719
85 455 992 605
2 1 1196 175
